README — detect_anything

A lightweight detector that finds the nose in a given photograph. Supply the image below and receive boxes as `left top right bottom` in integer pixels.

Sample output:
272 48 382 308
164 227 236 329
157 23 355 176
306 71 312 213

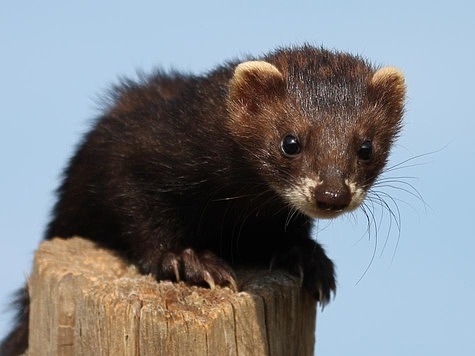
314 182 351 212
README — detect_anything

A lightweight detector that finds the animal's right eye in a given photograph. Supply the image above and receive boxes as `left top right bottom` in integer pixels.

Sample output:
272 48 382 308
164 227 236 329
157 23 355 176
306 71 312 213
357 140 373 162
281 134 301 157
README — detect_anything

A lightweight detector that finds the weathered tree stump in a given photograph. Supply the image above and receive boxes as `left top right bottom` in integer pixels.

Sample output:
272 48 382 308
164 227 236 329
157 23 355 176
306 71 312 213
26 237 316 355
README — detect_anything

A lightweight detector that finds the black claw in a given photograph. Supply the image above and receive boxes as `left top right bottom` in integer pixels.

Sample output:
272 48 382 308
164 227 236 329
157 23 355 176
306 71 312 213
273 239 336 304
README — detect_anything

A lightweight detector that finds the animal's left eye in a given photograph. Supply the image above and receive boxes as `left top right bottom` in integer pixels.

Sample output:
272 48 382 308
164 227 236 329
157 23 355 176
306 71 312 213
357 140 373 161
281 134 301 157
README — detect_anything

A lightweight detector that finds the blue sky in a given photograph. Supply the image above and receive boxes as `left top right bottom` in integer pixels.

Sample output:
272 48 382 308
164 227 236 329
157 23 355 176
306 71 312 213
1 1 474 355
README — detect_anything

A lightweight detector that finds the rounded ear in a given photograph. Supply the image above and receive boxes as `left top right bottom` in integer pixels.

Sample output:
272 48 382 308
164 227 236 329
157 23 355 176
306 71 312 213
228 61 286 114
370 66 406 117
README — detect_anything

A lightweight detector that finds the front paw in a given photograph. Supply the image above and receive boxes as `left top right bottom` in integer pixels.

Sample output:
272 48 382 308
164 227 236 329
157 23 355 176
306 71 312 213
273 240 336 305
147 248 238 291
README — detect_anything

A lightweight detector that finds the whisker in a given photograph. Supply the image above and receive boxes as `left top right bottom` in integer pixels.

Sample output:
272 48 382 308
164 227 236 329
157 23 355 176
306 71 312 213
374 180 429 212
368 192 402 233
383 148 442 173
212 193 264 202
367 191 401 259
358 204 373 242
285 207 299 231
355 148 434 271
355 201 379 286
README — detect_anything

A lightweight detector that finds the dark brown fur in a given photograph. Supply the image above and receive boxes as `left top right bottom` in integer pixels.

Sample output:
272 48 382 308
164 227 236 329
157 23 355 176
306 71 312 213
1 45 404 355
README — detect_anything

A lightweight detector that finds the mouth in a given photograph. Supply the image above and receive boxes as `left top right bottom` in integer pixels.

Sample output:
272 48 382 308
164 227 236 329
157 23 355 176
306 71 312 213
301 206 347 220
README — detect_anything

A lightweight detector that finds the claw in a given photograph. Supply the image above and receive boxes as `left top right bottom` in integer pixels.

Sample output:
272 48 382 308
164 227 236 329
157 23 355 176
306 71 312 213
227 276 238 292
202 270 216 289
270 240 336 304
171 258 181 282
318 287 333 310
149 248 238 292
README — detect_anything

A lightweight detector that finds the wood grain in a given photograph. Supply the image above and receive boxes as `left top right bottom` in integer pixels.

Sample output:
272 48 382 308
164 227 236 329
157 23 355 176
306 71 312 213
27 237 316 356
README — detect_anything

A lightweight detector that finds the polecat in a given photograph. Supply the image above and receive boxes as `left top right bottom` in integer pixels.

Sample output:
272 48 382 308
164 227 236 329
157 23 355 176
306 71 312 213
1 45 405 355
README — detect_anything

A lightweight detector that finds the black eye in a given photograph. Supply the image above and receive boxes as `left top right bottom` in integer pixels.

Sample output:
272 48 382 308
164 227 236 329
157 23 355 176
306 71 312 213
357 140 373 161
281 134 301 157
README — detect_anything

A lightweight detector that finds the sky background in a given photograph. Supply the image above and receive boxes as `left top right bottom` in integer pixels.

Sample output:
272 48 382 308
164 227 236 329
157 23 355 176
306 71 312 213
1 1 474 355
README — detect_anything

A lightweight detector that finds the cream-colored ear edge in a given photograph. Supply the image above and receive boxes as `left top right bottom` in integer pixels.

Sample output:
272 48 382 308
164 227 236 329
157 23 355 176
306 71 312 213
232 60 283 83
372 66 405 86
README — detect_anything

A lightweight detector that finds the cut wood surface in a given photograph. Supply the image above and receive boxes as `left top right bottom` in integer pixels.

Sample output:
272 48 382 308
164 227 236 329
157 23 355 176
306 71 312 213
27 237 316 356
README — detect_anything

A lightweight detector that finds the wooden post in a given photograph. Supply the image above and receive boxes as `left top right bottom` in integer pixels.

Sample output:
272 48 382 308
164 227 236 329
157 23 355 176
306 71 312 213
26 237 316 356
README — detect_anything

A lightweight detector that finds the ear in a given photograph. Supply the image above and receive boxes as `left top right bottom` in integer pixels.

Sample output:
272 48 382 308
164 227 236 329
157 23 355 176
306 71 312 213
370 66 406 117
228 61 286 114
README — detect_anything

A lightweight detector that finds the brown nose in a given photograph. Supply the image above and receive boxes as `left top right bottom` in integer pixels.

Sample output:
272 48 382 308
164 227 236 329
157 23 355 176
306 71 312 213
314 185 351 212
